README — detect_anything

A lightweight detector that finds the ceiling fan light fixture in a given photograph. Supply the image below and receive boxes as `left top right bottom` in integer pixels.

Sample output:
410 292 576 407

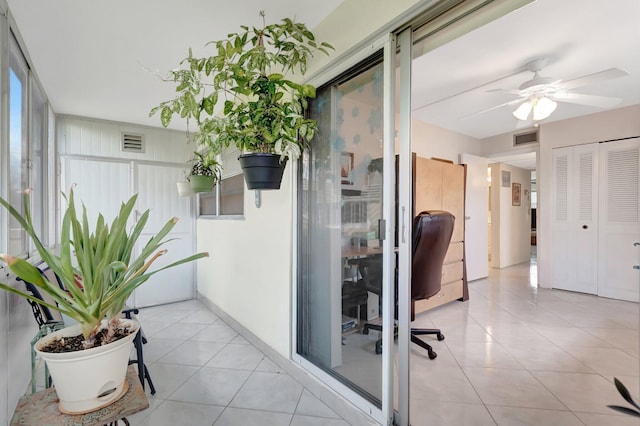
513 97 557 121
533 96 557 120
513 101 532 120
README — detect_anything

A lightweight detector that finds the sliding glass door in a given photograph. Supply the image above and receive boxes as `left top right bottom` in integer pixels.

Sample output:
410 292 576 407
297 40 401 422
296 24 415 421
298 55 385 391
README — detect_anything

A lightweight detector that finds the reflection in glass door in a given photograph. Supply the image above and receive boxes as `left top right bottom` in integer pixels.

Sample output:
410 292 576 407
298 57 388 405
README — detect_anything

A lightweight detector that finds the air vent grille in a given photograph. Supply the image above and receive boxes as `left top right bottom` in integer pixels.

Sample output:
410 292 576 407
514 130 538 146
122 133 144 153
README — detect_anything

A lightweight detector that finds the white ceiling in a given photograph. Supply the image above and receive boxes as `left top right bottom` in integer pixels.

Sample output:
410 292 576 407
412 0 640 142
6 0 345 129
7 0 640 171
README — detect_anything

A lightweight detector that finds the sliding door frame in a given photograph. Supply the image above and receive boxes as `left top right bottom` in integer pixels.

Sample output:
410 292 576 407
292 31 399 425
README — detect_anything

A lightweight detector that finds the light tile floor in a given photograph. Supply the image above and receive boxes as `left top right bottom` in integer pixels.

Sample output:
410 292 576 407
408 253 640 426
125 299 350 426
71 252 639 425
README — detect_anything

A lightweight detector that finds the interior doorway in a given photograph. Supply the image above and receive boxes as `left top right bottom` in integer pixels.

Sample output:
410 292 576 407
487 151 537 273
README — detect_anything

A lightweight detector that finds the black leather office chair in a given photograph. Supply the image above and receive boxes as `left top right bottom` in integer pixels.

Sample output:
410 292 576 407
361 210 454 359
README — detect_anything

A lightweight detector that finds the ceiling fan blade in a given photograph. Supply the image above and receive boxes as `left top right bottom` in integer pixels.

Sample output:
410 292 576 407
487 88 522 96
551 92 622 108
459 98 523 119
559 68 628 90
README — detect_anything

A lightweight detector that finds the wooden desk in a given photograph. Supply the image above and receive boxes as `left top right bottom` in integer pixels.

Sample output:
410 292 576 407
342 246 383 259
11 366 149 425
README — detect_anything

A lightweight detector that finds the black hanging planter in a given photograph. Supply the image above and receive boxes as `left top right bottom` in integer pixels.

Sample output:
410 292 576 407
238 153 288 190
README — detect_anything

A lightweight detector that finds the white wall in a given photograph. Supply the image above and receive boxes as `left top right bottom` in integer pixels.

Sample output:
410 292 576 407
489 163 531 268
196 167 294 356
412 118 484 161
307 0 422 76
58 115 192 163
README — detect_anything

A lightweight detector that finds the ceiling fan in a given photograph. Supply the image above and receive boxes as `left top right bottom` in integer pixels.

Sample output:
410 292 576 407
471 58 628 121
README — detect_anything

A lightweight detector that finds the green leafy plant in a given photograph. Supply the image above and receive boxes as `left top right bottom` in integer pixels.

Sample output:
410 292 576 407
0 188 208 348
190 151 221 179
150 11 333 163
608 377 640 417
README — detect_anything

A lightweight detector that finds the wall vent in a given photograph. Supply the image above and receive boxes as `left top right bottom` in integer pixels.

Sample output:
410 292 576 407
513 130 538 147
122 132 145 153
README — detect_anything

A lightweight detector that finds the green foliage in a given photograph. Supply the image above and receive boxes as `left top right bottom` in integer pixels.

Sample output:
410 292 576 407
0 189 208 344
190 151 221 179
150 13 333 164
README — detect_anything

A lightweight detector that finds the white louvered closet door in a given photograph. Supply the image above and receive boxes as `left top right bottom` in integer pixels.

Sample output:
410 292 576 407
551 143 598 294
62 158 197 307
61 158 132 225
132 163 196 307
597 137 640 301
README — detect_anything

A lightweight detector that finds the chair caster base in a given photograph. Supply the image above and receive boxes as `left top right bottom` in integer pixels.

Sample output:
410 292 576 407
437 333 445 341
375 341 382 354
428 351 437 360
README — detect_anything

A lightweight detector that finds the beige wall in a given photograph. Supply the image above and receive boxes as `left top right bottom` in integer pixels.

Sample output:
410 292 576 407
196 167 294 356
412 118 484 161
307 0 423 77
490 163 532 268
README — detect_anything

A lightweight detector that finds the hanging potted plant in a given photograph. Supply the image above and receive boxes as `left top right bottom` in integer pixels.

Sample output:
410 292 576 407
150 12 333 190
0 188 207 414
188 151 221 193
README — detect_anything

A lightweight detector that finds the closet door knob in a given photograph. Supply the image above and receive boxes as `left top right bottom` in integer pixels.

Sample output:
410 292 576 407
582 225 588 229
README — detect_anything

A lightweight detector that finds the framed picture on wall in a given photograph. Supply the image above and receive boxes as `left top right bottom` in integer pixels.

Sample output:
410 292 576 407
501 170 511 187
341 152 354 185
512 182 521 206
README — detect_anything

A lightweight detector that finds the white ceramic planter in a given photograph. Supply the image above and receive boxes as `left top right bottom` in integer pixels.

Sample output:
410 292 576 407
35 318 139 414
176 181 194 196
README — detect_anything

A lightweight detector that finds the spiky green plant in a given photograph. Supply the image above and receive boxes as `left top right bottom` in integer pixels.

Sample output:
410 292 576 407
0 188 208 348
